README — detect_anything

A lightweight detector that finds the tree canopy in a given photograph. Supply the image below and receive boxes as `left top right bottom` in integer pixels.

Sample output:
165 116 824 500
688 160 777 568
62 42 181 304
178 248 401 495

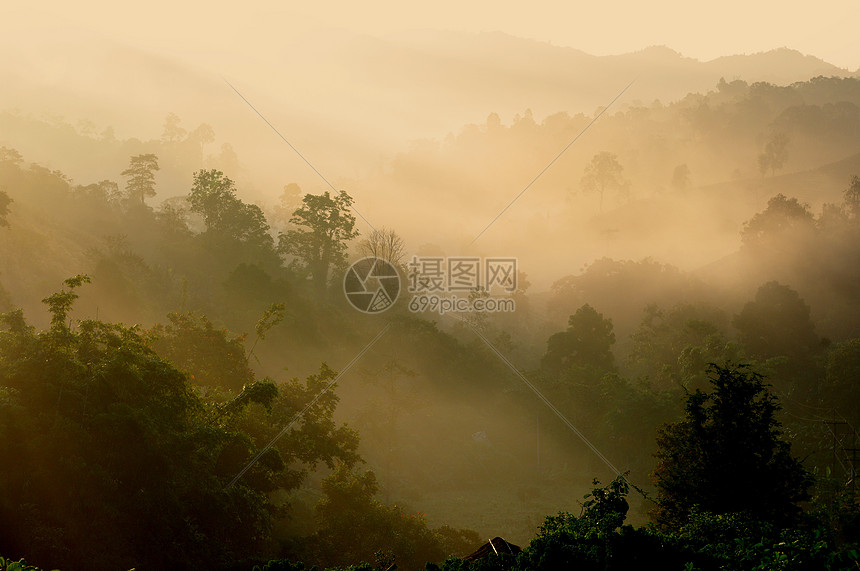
278 190 358 296
120 153 160 206
653 364 812 529
0 277 360 570
541 303 616 377
580 152 628 213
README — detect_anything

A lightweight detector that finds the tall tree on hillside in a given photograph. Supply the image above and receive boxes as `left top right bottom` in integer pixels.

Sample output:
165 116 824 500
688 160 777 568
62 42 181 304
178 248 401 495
278 190 358 296
357 227 406 266
653 364 811 529
188 169 273 250
581 152 629 213
188 123 216 157
161 112 187 143
757 132 790 177
121 153 160 206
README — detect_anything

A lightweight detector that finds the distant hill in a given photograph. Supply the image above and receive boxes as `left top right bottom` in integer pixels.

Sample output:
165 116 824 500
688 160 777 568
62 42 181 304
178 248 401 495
359 32 847 117
0 29 852 198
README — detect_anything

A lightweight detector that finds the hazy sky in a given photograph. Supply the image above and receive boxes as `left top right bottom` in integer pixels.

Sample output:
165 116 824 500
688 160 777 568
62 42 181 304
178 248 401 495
7 0 860 70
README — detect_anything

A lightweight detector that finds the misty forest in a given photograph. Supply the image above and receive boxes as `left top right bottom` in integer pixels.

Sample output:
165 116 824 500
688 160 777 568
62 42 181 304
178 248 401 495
2 29 860 571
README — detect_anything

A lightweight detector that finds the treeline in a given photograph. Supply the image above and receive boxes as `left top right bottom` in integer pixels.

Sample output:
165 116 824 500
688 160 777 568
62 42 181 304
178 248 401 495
0 146 514 570
360 76 860 216
0 275 489 570
2 78 860 569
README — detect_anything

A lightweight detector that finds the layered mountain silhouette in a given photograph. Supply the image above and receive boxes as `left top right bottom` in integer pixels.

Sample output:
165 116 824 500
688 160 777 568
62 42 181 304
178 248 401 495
0 29 850 147
0 29 853 207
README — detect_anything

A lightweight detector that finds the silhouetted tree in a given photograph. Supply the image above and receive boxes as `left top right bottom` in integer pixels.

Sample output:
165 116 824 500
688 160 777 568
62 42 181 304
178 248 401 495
297 464 448 570
161 112 187 143
357 227 405 266
188 169 273 251
757 132 790 177
74 179 120 206
0 277 360 570
120 153 160 206
188 123 216 157
581 152 628 213
653 364 811 529
149 311 254 391
278 190 358 297
741 194 815 247
733 281 818 359
542 304 615 376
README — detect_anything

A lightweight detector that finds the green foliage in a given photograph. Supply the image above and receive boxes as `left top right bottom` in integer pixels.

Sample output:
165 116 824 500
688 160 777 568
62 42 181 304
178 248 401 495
150 311 254 391
188 169 275 255
278 190 358 296
0 278 360 570
442 476 858 571
515 477 683 571
1 286 243 569
0 556 58 571
669 509 852 571
224 363 362 493
628 303 737 390
247 303 287 364
40 274 91 332
653 364 812 529
546 477 630 536
255 302 287 341
3 80 860 570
